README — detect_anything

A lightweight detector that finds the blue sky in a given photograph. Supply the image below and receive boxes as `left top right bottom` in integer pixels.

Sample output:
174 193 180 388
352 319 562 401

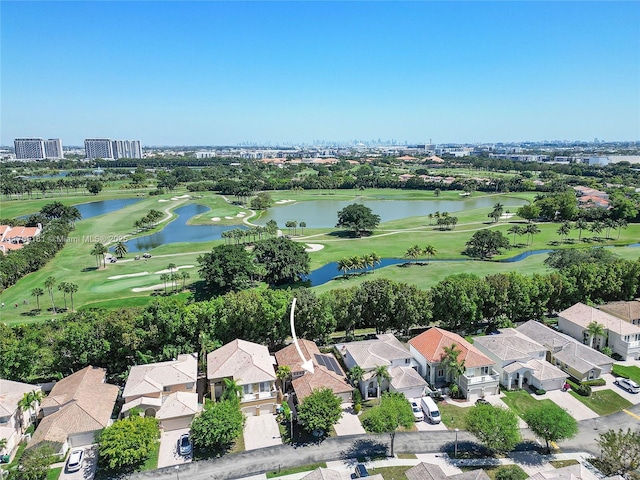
2 1 639 146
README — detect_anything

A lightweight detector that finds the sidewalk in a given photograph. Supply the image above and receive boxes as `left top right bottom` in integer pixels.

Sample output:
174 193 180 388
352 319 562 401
244 451 593 480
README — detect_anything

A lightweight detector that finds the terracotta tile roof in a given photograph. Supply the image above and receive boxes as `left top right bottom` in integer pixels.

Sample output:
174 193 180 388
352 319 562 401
30 366 118 448
0 242 24 252
207 339 276 384
291 368 353 402
559 302 640 336
275 339 321 374
123 353 197 398
599 301 640 323
409 327 494 368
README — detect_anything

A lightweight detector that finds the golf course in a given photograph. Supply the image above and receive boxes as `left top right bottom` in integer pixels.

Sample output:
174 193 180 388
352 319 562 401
1 186 639 326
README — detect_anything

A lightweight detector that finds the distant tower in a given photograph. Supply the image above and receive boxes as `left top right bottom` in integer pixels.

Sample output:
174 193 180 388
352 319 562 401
85 138 114 159
14 138 46 159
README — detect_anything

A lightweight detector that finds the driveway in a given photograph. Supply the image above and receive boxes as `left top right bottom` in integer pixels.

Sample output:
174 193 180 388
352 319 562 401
415 419 448 431
599 373 640 405
334 404 366 436
158 428 192 469
533 390 598 421
244 413 282 450
58 445 98 480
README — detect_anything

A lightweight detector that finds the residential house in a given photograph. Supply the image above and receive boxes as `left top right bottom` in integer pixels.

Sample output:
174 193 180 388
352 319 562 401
517 320 613 381
207 339 277 416
558 302 640 361
599 300 640 326
338 334 427 400
0 224 42 254
409 327 499 399
527 463 599 480
122 353 199 430
0 380 42 458
29 366 118 454
302 467 383 480
275 340 353 404
473 329 566 392
406 462 490 480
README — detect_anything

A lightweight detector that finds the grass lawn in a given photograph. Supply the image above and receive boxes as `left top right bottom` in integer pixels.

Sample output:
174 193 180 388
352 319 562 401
612 365 640 384
47 467 62 480
569 389 632 416
501 390 565 419
265 462 327 478
439 401 473 430
369 465 411 480
140 440 160 471
549 459 579 468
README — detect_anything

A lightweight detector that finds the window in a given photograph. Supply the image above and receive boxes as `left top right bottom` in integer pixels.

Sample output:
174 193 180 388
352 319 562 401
185 382 194 390
405 358 410 364
243 384 252 395
163 386 171 392
589 370 595 380
481 366 489 375
260 381 271 393
437 369 444 378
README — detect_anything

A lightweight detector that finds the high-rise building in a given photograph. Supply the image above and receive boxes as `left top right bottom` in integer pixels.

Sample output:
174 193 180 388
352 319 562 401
44 139 63 159
14 138 64 160
84 138 142 159
112 140 142 159
84 139 114 159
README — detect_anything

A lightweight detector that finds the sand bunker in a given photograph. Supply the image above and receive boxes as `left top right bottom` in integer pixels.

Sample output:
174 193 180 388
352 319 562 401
500 213 515 219
108 272 149 280
305 243 325 252
171 194 191 200
236 212 246 217
225 216 234 219
132 284 164 292
211 217 221 222
158 199 170 202
154 265 194 275
275 199 294 204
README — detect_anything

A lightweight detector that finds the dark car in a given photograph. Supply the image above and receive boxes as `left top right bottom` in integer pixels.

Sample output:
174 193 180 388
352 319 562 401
475 398 490 406
178 433 192 456
142 253 152 258
354 464 369 477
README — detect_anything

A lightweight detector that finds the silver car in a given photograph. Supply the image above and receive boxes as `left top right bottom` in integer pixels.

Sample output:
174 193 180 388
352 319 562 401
614 377 640 393
66 449 84 473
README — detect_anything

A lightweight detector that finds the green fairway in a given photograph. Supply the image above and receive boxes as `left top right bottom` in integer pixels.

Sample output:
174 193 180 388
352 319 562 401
1 186 638 325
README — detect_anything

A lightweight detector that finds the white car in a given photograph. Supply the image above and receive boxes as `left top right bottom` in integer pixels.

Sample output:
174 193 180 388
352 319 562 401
614 377 640 393
66 449 84 473
411 401 424 421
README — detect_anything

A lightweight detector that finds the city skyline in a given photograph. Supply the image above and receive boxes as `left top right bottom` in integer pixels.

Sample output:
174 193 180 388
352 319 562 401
2 1 639 146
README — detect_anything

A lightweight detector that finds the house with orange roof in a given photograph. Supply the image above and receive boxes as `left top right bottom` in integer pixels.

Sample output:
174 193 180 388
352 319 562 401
0 224 43 254
275 339 353 404
409 327 499 399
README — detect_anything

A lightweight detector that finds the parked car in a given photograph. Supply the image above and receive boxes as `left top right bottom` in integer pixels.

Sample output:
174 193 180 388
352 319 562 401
178 433 192 455
142 253 152 258
66 449 84 473
420 396 441 424
475 398 490 406
614 377 640 394
411 401 424 422
109 257 117 263
354 464 369 477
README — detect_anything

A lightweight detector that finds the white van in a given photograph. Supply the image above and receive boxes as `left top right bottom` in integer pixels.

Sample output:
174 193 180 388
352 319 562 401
420 396 441 424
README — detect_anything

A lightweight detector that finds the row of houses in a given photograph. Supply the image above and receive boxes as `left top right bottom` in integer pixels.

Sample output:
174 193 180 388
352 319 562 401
1 301 636 459
0 223 42 254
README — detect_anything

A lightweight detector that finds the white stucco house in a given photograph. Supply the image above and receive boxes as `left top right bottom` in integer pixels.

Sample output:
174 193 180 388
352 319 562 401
0 380 42 459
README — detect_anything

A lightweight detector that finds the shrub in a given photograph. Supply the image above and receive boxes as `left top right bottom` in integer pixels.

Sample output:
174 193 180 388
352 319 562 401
575 384 592 397
495 465 528 480
582 379 606 387
354 403 362 414
353 389 362 406
535 389 546 395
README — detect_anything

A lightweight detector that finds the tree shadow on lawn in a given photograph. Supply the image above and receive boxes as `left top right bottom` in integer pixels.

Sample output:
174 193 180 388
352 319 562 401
82 266 99 272
440 439 543 461
20 308 42 317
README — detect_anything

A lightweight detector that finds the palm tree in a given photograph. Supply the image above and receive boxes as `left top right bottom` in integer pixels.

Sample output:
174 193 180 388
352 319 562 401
167 263 177 273
0 438 7 455
603 218 617 240
180 271 190 290
276 365 292 392
58 282 69 310
616 218 628 240
525 224 540 246
489 202 504 223
299 221 306 235
590 220 604 241
67 283 78 311
44 276 56 314
285 221 294 236
442 344 466 387
222 378 244 403
428 213 434 225
507 225 523 247
586 321 606 349
114 241 128 258
423 245 437 264
369 252 381 271
574 218 588 241
374 365 391 403
351 255 365 274
160 273 170 294
90 242 107 269
404 245 422 264
347 366 365 389
18 390 44 428
31 287 44 311
557 222 571 243
198 332 220 372
337 257 353 278
171 273 180 292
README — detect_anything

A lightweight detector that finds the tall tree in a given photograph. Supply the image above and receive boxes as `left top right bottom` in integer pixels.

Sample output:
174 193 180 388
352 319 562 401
114 241 128 259
296 388 343 434
466 403 521 454
595 428 640 477
488 202 504 223
67 283 78 311
404 245 422 264
180 271 190 290
31 287 44 311
586 320 605 349
160 273 170 294
253 237 310 285
197 244 256 293
362 392 414 456
58 282 69 310
574 218 588 241
98 415 160 471
44 276 56 314
336 203 380 237
374 365 391 402
423 245 437 264
507 225 523 247
90 242 107 269
523 404 578 453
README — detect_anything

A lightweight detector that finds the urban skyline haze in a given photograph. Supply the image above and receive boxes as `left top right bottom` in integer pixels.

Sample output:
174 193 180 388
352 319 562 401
2 1 639 146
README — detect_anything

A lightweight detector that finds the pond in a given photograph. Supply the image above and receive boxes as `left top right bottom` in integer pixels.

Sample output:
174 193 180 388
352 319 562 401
255 196 530 228
116 204 245 253
75 198 142 220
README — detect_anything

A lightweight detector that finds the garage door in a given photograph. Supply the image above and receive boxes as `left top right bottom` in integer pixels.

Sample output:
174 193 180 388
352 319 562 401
69 431 97 447
242 406 257 416
259 403 275 414
541 377 565 392
160 416 193 431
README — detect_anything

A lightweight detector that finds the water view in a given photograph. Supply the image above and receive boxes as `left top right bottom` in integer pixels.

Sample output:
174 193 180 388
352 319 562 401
75 198 142 220
117 203 245 253
255 197 530 228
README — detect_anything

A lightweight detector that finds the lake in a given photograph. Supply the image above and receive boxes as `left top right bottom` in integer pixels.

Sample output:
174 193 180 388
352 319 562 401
116 204 245 253
255 197 530 228
75 198 142 219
